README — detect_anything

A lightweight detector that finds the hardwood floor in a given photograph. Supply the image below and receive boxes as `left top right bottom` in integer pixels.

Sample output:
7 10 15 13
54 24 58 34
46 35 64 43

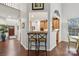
0 39 28 56
49 41 79 56
0 39 79 56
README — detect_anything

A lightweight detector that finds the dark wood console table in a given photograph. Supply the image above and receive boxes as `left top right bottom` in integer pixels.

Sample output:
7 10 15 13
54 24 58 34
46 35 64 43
27 31 47 56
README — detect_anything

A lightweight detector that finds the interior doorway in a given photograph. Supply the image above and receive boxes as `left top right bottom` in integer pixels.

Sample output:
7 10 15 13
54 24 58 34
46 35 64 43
8 26 15 36
29 12 48 32
52 17 60 46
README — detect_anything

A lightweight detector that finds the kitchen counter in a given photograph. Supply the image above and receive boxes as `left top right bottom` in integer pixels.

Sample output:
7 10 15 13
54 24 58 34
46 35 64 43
27 31 47 34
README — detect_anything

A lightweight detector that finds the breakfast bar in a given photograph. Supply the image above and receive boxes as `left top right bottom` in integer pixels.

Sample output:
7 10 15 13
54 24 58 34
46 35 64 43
27 31 47 56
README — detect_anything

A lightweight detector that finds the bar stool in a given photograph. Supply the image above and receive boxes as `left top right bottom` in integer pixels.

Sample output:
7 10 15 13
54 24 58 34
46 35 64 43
28 33 37 56
77 33 79 52
38 33 47 56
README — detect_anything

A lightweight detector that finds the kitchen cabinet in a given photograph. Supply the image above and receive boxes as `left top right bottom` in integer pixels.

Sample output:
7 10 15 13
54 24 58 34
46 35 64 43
52 18 60 30
40 20 48 31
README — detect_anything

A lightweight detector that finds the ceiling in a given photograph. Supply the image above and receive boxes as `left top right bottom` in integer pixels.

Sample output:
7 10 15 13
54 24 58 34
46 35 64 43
1 3 27 12
0 3 27 19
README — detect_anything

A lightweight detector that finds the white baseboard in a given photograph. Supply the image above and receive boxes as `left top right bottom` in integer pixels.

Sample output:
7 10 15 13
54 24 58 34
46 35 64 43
48 41 62 51
21 42 28 50
48 45 56 51
9 36 16 39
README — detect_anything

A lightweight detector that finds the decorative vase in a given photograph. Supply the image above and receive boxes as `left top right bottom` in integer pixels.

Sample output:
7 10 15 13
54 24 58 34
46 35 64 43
1 33 6 42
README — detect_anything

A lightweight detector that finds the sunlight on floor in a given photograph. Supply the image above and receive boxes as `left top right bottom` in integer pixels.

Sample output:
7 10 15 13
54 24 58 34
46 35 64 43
7 40 16 55
68 47 77 54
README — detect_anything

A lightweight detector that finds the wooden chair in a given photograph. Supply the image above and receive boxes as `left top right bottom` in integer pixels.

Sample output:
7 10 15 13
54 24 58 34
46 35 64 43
76 35 79 50
68 35 77 49
68 35 70 49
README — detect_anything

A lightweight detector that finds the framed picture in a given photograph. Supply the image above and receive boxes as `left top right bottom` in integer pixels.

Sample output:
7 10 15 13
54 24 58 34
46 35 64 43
32 26 35 31
32 3 44 10
17 26 19 30
22 22 25 29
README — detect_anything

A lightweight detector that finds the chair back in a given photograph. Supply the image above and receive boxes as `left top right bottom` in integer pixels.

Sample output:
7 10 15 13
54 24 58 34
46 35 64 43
77 33 79 49
68 34 70 42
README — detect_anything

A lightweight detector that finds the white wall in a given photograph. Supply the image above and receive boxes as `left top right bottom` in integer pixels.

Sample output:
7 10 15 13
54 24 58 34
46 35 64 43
49 3 62 51
61 3 79 42
32 20 40 31
0 17 6 25
20 4 28 50
29 12 48 31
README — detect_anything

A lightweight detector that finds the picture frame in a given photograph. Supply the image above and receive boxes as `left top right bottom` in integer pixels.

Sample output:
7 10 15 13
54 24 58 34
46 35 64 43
32 26 35 31
17 26 19 30
22 22 25 29
32 3 44 10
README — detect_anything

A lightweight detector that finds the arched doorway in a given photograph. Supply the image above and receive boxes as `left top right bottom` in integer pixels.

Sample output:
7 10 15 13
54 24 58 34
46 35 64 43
52 17 60 46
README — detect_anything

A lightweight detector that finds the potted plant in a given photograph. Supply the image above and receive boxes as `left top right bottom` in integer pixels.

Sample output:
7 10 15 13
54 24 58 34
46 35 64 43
0 25 8 42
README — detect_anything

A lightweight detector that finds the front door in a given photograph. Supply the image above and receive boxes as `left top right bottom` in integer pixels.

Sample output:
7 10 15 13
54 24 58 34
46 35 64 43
9 26 15 36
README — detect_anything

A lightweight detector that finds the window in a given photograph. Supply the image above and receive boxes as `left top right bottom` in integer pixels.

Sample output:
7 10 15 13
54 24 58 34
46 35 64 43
68 18 79 36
